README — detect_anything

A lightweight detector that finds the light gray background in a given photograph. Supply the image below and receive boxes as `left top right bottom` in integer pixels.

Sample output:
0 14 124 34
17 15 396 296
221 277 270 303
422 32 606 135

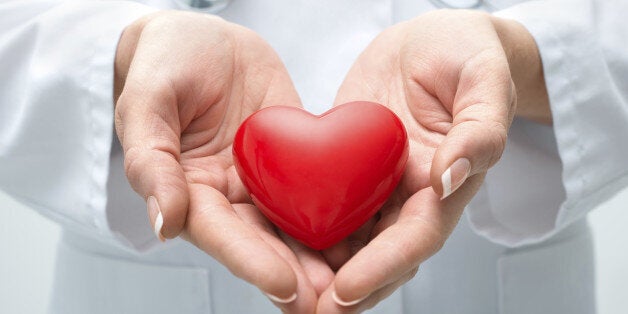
1 188 626 314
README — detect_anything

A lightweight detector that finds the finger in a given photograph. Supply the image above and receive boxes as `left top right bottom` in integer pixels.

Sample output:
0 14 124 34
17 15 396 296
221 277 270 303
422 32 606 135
320 240 352 272
370 202 401 240
330 179 481 305
233 204 319 313
115 81 188 240
183 183 298 302
317 267 419 314
258 64 303 110
348 267 419 312
332 60 391 109
332 25 405 108
280 232 335 296
321 216 377 271
230 25 303 110
430 52 516 199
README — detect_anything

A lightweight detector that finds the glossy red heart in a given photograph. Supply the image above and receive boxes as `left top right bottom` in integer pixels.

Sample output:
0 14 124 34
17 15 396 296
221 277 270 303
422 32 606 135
233 101 408 250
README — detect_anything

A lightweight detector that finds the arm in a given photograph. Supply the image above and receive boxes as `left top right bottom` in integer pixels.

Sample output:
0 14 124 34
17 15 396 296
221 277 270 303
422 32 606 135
316 0 628 310
468 0 628 247
1 4 330 311
114 10 335 312
492 15 550 124
314 9 528 312
0 0 155 236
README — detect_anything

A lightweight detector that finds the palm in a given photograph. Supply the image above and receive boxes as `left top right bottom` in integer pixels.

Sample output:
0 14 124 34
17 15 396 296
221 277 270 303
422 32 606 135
310 57 467 310
314 12 516 311
321 30 454 266
176 75 336 312
116 12 334 313
176 29 336 313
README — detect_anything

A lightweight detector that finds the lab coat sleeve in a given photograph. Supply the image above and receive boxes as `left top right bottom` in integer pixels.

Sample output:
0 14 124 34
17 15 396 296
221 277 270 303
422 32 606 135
0 1 156 240
466 0 628 247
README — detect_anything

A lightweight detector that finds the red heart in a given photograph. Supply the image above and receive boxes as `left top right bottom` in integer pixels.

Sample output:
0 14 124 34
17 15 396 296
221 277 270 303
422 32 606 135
233 101 408 250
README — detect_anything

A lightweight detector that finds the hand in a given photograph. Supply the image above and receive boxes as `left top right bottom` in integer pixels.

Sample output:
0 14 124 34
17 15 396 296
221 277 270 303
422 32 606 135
113 11 333 313
315 10 549 313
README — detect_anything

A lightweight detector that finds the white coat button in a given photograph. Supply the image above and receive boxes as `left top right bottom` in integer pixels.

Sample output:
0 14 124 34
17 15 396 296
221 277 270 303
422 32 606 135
172 0 231 13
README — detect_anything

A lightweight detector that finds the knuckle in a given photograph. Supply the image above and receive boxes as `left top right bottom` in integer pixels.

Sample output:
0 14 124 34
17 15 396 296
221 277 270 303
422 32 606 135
113 107 125 142
123 147 145 187
114 92 132 123
455 117 508 170
408 267 420 280
411 218 447 256
427 230 447 255
486 120 508 167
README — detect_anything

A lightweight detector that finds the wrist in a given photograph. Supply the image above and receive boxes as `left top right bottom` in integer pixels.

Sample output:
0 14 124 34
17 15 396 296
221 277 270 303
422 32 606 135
491 16 551 124
114 13 156 104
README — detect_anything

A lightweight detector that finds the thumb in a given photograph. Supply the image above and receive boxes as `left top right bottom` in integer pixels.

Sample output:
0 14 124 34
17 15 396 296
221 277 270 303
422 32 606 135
115 84 188 240
431 67 516 199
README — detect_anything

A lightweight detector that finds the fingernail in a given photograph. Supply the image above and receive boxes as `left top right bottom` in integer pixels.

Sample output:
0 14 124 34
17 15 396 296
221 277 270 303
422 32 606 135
147 196 166 242
441 158 471 200
266 292 297 304
332 291 368 307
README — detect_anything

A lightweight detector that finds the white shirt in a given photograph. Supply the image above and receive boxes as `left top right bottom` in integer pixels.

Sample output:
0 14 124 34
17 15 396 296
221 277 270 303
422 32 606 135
1 0 626 313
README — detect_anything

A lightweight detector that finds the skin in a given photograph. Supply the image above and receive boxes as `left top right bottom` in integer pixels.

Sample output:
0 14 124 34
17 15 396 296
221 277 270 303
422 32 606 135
114 11 332 313
314 10 550 313
114 9 549 314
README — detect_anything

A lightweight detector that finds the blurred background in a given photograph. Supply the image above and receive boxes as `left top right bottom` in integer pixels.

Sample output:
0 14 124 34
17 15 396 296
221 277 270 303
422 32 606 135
1 187 627 313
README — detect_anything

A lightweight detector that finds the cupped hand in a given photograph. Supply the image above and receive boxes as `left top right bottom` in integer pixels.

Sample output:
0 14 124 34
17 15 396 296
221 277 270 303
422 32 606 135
113 11 333 313
315 9 548 313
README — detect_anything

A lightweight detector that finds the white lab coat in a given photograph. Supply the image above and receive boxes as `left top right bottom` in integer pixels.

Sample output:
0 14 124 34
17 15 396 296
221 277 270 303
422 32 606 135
0 0 626 313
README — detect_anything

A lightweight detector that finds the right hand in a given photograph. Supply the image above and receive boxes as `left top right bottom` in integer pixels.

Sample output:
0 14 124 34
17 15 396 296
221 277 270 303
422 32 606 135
114 11 333 313
314 10 548 312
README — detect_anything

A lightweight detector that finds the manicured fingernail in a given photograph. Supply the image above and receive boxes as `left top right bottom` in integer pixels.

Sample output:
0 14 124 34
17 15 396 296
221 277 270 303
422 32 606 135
441 158 471 200
266 292 297 304
147 196 165 242
332 291 368 307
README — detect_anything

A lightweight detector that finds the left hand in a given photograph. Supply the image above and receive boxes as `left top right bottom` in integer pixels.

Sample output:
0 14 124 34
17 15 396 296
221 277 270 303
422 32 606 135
113 12 334 313
314 9 548 313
